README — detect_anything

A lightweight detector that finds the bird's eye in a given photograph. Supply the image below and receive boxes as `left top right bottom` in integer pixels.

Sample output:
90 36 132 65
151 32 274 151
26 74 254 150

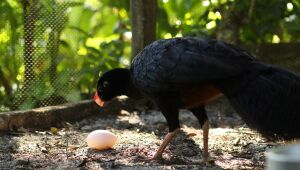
103 81 109 88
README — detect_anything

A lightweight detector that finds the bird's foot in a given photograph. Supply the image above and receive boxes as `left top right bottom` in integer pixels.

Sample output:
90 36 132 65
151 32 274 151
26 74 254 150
203 156 214 166
138 150 163 162
142 128 180 162
146 150 163 161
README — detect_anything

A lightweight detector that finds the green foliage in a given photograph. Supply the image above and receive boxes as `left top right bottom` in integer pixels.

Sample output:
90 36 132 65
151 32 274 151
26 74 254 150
0 0 299 111
0 0 23 111
159 0 300 43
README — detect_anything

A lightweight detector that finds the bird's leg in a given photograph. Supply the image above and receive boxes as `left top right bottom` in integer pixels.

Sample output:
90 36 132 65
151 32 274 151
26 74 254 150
190 107 211 162
147 98 180 161
148 128 180 160
202 119 210 161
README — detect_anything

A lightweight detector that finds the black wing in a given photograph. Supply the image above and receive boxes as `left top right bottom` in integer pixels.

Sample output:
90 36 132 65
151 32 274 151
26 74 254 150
131 37 257 93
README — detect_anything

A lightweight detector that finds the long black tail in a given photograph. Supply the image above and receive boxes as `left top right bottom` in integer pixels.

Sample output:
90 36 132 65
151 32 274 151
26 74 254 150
218 63 300 139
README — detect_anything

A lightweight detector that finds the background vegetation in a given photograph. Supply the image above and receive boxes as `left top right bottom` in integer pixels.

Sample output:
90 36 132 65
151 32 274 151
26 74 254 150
0 0 299 112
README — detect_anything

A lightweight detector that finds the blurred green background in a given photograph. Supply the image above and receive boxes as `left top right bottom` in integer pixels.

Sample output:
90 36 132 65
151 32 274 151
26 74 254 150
0 0 299 112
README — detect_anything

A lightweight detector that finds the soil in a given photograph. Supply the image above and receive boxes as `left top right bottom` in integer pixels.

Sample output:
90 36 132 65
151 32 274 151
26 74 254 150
0 99 286 169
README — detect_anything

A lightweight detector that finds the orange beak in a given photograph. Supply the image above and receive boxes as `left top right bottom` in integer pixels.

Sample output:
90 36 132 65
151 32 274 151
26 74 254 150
94 91 105 107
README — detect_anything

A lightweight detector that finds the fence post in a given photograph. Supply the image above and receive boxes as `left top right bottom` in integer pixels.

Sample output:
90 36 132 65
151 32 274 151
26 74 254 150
130 0 157 59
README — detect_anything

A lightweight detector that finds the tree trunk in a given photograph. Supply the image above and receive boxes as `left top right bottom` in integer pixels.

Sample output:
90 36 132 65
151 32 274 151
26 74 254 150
48 31 59 86
22 0 39 88
0 68 12 97
130 0 157 59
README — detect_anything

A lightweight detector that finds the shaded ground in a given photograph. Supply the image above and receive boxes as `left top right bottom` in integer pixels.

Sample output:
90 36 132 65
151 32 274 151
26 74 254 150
0 99 285 169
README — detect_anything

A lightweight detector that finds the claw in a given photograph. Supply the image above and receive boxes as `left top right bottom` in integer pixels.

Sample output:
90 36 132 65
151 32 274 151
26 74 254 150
138 150 162 162
143 128 180 161
203 155 214 166
146 150 161 161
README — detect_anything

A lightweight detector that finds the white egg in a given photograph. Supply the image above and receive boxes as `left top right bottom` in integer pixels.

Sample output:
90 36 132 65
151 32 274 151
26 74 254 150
86 130 117 150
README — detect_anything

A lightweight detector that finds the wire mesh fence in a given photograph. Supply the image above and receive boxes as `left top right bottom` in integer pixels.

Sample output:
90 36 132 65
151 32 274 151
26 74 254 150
11 0 75 111
0 0 130 112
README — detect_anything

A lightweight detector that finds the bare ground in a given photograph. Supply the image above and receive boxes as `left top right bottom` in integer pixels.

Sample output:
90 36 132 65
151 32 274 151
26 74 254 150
0 99 286 170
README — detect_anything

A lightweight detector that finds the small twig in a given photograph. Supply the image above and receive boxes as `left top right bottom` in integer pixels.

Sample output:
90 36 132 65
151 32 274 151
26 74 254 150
230 131 258 136
244 0 255 24
248 0 255 20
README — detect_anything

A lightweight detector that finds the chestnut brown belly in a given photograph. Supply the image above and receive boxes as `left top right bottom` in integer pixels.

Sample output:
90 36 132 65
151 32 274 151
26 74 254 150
181 84 223 109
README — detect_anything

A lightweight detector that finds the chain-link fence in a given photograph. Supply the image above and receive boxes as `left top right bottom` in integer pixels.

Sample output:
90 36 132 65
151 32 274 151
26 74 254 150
11 0 73 111
0 0 130 112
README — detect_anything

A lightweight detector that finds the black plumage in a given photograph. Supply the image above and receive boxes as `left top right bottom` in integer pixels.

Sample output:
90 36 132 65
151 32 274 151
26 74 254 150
95 37 300 160
221 66 300 139
131 38 254 93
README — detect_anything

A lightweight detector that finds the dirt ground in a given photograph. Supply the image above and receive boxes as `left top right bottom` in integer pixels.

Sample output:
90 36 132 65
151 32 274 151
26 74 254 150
0 99 286 169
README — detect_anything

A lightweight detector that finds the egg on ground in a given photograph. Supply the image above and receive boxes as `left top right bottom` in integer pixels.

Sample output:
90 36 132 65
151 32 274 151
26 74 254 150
86 130 117 150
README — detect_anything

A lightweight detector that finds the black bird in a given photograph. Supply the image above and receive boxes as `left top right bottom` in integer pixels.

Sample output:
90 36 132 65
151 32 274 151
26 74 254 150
94 37 300 161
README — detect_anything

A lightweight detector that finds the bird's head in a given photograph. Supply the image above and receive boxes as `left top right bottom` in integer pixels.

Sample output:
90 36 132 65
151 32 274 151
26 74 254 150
94 68 131 107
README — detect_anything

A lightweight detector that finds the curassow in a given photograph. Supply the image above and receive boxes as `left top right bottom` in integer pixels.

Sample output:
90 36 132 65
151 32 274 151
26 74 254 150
94 37 300 161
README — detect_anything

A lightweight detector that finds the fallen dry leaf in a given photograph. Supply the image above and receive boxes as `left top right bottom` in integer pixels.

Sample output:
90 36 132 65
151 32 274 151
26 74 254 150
50 127 59 135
